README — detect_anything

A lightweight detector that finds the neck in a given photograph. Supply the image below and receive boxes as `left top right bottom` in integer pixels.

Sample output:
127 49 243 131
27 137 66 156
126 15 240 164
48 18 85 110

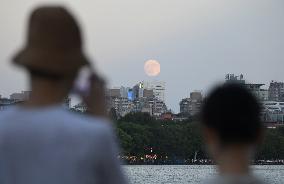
217 145 252 176
24 78 70 107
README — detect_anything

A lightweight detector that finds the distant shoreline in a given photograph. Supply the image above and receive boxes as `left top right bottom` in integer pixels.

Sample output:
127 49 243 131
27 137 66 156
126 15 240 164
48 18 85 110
123 163 284 166
121 160 284 165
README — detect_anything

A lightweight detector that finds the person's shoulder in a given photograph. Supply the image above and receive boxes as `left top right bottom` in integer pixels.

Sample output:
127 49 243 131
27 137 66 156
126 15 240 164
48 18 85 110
62 110 114 135
63 112 117 150
0 107 18 121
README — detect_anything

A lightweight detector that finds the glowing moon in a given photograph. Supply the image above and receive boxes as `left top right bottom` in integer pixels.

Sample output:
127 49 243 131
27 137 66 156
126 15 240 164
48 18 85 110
144 60 161 76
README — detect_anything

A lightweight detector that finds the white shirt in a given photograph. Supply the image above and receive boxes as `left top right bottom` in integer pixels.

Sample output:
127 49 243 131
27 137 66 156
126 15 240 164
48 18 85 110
0 105 127 184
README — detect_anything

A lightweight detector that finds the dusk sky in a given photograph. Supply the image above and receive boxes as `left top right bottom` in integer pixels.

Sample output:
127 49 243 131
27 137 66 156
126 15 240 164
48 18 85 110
0 0 283 112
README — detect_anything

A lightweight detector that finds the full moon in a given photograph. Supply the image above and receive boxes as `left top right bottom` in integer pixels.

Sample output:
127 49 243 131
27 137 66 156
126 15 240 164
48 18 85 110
144 60 161 77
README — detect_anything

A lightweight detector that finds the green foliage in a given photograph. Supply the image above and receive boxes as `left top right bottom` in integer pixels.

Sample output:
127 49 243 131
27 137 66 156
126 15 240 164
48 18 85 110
116 112 284 160
256 128 284 160
119 112 156 124
117 128 133 155
116 112 207 160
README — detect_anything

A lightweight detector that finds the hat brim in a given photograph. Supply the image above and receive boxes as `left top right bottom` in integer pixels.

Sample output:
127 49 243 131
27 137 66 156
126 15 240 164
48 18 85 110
13 47 89 76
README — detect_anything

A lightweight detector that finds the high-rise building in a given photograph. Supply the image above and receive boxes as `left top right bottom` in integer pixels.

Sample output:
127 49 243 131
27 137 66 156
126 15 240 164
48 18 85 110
190 91 202 101
132 96 167 116
152 98 167 116
108 88 121 98
180 91 203 116
268 81 284 102
133 81 165 102
225 74 268 101
244 83 266 100
105 82 166 117
108 86 133 100
180 98 191 115
259 89 269 101
107 96 134 117
120 86 131 98
127 89 134 101
143 89 154 98
132 84 142 100
145 81 165 102
225 73 245 84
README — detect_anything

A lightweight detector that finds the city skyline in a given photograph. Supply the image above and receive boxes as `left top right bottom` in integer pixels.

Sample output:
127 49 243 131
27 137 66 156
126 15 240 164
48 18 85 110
1 76 283 114
0 0 284 112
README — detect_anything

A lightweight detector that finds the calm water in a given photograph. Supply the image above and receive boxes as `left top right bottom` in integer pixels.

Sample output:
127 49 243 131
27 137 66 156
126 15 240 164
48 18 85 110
124 165 284 184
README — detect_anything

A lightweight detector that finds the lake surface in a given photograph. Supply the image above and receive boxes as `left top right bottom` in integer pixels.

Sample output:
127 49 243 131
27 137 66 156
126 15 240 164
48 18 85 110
124 165 284 184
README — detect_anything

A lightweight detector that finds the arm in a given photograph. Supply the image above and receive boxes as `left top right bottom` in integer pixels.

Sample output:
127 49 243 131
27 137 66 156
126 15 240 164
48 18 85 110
83 73 108 118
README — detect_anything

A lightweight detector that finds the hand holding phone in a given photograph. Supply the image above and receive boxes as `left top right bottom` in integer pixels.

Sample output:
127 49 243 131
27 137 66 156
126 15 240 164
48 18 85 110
73 66 93 96
73 66 108 117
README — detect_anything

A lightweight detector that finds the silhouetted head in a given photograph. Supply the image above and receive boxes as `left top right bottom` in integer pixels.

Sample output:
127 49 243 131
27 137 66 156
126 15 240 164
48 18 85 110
13 6 88 76
12 6 89 105
201 83 263 152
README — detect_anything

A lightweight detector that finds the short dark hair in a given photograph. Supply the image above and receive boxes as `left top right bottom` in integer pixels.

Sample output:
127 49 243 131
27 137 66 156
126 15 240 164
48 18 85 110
201 83 262 145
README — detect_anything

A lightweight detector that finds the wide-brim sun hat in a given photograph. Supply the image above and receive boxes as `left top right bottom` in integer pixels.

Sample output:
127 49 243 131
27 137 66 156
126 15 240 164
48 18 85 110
13 6 89 76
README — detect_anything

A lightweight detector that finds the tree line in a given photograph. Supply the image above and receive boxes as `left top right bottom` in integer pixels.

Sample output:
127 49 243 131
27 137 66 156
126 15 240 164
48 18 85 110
115 112 284 164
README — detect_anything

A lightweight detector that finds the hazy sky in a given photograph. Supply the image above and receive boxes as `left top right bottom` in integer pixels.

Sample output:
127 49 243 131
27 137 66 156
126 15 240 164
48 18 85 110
0 0 283 112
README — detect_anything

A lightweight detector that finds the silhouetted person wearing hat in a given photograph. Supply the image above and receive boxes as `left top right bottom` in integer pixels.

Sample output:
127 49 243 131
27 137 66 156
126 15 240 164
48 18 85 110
0 6 127 184
201 83 264 184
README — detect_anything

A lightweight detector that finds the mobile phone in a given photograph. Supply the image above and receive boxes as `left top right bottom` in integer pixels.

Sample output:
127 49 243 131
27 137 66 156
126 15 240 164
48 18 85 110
72 66 93 96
